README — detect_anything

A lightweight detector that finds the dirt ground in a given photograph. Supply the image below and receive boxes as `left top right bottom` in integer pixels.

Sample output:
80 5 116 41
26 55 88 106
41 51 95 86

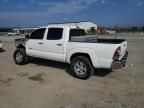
0 33 144 108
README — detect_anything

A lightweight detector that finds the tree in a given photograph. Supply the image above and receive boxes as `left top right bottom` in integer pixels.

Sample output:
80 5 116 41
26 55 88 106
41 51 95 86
141 26 144 32
131 26 138 32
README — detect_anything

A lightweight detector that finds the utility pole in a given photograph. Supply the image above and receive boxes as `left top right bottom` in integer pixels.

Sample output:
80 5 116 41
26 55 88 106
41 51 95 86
114 24 119 39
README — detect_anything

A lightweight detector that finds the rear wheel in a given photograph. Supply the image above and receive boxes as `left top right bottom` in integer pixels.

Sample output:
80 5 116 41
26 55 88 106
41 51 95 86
13 49 28 65
70 56 94 80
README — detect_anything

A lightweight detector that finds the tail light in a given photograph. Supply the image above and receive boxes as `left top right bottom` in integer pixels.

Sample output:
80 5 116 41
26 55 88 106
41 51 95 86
113 47 121 60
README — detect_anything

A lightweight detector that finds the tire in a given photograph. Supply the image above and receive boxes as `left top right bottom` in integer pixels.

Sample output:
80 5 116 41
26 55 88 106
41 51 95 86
13 49 28 65
70 56 94 80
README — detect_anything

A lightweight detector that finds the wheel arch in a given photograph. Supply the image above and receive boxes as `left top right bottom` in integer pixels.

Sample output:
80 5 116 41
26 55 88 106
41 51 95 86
70 53 92 65
67 48 99 68
16 44 25 50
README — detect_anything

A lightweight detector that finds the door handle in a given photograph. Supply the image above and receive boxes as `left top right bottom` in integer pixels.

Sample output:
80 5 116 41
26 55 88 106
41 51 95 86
56 43 62 46
38 42 43 44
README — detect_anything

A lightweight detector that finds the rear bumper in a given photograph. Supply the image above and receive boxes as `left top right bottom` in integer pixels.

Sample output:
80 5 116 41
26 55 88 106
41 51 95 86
111 51 128 69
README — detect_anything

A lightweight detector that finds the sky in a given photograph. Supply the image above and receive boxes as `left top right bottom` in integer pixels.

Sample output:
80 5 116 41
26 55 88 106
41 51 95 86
0 0 144 27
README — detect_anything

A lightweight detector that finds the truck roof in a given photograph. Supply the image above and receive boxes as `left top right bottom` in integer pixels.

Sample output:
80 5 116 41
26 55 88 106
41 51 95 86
40 25 79 29
48 25 78 28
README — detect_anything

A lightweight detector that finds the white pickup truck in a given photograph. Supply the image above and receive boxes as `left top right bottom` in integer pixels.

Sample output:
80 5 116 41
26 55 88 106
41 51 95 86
13 25 128 79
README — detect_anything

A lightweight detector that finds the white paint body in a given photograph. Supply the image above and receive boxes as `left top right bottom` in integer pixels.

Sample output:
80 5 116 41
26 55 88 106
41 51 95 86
26 26 127 69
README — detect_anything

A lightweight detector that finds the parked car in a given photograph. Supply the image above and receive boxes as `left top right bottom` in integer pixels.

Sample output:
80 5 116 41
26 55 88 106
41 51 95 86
8 32 19 36
13 25 128 79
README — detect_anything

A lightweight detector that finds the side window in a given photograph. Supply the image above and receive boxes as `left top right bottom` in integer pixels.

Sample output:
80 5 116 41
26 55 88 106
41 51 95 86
47 28 63 40
30 28 46 39
70 29 86 37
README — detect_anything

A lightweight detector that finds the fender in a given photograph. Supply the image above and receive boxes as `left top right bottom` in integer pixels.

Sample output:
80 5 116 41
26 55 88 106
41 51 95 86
66 48 100 68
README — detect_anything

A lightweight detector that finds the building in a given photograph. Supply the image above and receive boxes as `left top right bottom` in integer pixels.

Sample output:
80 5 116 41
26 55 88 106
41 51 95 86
106 30 116 34
13 28 38 35
48 21 97 31
13 22 97 35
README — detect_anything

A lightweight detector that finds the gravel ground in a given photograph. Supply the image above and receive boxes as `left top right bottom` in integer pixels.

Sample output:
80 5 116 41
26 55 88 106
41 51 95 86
0 33 144 108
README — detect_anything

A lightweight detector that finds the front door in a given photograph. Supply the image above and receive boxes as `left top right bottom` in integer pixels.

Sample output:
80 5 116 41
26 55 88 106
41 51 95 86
26 28 46 58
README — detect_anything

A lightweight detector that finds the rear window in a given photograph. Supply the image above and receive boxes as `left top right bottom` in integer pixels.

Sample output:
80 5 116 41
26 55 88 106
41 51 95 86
70 29 86 37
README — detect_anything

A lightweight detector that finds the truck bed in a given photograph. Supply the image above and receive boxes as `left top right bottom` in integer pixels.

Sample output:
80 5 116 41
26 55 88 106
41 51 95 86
70 35 126 44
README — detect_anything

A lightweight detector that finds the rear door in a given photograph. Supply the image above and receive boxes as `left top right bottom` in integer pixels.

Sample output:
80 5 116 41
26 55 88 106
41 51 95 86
43 27 65 62
26 28 46 57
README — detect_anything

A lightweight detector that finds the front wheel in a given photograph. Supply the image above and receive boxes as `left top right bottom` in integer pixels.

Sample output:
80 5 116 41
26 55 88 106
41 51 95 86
70 56 94 80
13 49 28 65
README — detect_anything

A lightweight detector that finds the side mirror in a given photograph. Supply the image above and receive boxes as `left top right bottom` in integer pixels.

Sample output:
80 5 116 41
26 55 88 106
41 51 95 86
25 34 30 39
